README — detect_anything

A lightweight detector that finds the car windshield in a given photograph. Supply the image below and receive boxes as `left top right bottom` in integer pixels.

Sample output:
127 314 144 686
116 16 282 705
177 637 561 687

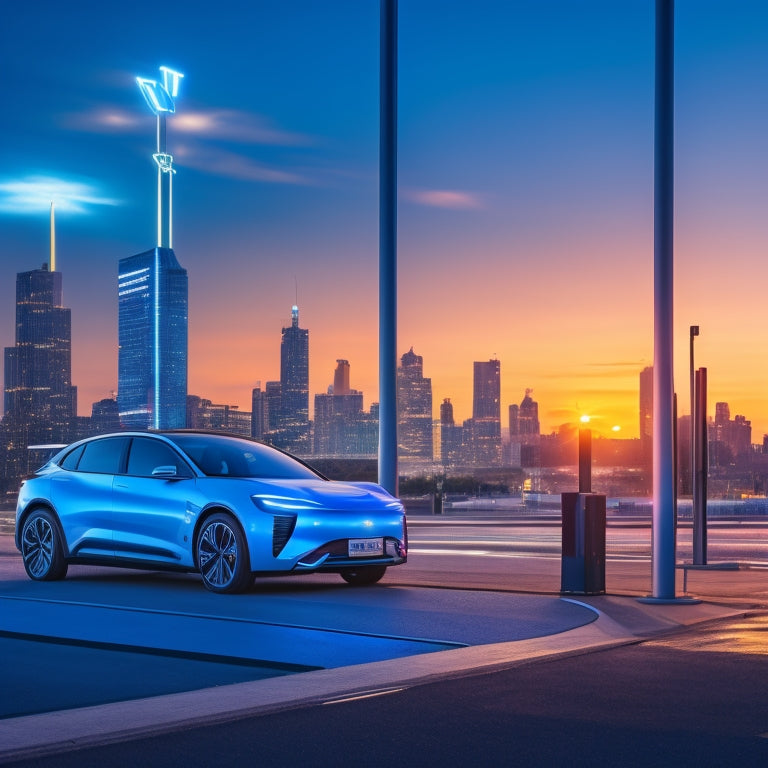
166 434 322 480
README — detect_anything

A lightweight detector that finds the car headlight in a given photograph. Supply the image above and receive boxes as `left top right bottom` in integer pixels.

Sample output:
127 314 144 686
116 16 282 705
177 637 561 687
251 494 325 513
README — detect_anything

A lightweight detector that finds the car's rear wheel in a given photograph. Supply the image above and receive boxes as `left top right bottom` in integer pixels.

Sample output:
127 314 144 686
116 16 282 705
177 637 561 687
340 565 387 586
21 509 68 581
196 513 251 593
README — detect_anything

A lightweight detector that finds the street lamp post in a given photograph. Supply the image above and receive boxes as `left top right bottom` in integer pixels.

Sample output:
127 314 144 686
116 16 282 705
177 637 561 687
136 66 184 250
689 325 699 497
379 0 398 496
651 0 676 600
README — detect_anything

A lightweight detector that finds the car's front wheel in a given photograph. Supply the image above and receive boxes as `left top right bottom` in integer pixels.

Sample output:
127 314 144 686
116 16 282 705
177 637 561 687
196 513 251 594
20 509 68 582
340 565 387 586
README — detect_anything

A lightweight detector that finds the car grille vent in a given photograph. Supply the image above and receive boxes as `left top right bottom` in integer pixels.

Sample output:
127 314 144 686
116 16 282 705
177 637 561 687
272 514 297 557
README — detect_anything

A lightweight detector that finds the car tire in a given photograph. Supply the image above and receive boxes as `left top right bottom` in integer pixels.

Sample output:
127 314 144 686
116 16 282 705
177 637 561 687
196 513 251 594
340 565 387 586
20 509 68 582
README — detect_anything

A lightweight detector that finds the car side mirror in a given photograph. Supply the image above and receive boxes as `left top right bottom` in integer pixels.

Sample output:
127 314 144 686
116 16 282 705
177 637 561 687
151 465 178 478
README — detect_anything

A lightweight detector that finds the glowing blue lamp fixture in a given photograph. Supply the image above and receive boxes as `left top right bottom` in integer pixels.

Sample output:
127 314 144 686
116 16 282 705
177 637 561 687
136 66 184 249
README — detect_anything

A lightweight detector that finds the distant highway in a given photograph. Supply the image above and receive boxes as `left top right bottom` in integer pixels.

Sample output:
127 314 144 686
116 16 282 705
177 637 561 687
405 516 768 564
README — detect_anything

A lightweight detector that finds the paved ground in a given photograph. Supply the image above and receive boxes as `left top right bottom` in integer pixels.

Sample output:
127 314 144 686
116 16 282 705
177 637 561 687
0 532 764 764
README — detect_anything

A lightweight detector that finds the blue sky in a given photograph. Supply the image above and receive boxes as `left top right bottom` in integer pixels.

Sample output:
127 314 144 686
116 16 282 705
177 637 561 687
2 1 768 438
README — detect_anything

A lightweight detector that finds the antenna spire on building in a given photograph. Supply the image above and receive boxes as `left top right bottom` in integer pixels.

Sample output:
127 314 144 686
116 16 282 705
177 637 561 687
50 202 56 272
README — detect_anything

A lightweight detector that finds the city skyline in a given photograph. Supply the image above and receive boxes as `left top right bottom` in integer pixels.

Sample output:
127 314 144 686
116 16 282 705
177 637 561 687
1 241 765 444
1 254 755 453
2 1 768 439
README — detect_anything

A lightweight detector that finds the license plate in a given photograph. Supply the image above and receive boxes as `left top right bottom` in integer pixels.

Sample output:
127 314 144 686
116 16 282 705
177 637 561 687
348 538 384 557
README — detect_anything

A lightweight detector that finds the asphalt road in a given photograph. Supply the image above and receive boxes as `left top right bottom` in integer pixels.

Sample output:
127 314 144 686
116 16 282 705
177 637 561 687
0 529 596 722
5 613 767 768
1 519 767 766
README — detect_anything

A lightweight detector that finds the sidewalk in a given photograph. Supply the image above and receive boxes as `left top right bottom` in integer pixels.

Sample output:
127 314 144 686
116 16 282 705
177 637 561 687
0 535 765 764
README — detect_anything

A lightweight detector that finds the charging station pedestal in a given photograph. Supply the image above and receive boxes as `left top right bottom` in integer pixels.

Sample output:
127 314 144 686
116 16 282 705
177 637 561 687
561 491 606 595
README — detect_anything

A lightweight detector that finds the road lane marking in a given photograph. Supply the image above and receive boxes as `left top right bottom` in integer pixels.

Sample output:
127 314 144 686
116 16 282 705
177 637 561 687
322 687 406 706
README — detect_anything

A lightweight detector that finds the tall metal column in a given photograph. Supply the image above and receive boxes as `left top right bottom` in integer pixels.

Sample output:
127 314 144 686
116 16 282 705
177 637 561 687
652 0 676 599
379 0 398 496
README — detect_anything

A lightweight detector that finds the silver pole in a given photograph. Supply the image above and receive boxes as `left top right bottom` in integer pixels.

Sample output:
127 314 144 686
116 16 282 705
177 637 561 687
379 0 398 496
652 0 676 599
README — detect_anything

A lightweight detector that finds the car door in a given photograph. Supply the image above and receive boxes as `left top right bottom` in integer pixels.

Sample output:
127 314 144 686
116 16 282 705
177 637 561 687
111 436 197 567
50 436 130 559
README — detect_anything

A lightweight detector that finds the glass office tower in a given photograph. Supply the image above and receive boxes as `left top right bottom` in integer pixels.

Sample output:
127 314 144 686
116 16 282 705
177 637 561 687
270 305 310 453
280 305 309 424
397 347 433 460
118 247 188 429
467 359 502 466
3 264 76 486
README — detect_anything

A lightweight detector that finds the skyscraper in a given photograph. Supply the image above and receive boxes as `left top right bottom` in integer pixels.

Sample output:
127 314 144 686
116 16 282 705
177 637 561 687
271 305 310 453
440 397 464 467
473 359 501 420
509 389 540 468
397 347 433 460
518 389 540 435
117 247 188 429
90 397 120 434
711 401 752 464
333 359 351 395
466 359 502 466
313 360 377 456
251 383 269 440
265 381 282 435
3 262 77 485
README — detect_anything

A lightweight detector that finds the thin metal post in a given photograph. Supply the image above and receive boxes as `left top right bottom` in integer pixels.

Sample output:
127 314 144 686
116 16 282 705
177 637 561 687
379 0 398 496
652 0 676 599
693 367 708 564
689 325 698 496
578 428 592 494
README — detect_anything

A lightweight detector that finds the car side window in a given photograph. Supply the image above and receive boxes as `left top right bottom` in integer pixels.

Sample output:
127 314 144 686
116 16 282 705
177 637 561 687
127 437 190 478
59 444 86 470
76 437 129 474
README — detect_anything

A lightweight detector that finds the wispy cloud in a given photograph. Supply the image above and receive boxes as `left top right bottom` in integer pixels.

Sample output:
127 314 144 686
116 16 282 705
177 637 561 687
174 110 312 146
405 188 484 210
59 108 144 133
61 106 312 147
59 105 316 186
175 144 312 185
0 176 120 215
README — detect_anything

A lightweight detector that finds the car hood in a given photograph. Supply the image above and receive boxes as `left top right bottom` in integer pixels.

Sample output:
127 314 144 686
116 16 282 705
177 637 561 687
247 478 403 511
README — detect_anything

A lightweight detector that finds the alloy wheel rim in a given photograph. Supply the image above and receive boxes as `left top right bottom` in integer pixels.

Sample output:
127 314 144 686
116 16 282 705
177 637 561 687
23 516 54 578
198 521 238 587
